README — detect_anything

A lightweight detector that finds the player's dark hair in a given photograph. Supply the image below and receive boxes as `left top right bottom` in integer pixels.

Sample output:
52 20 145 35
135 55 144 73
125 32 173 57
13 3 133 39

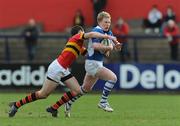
71 25 84 36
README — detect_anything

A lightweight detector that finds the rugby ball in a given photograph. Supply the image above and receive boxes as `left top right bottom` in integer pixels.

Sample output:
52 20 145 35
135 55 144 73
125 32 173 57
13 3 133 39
101 39 110 46
100 39 111 54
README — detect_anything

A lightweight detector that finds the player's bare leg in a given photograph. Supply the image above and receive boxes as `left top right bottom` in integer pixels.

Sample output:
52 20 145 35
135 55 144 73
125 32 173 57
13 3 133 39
47 76 86 117
96 67 117 112
9 79 58 117
64 73 98 117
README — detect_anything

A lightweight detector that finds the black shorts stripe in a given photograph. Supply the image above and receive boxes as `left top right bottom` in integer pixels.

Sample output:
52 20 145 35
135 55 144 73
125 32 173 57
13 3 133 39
61 74 73 82
66 45 80 55
47 76 58 83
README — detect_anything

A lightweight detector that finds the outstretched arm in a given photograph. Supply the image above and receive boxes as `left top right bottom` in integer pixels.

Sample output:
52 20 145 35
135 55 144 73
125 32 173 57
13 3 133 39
84 31 121 46
84 32 111 39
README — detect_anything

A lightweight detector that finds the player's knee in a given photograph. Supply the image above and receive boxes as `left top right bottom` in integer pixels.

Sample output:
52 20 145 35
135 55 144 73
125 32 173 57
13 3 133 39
111 75 117 83
71 88 82 96
37 91 49 99
82 85 91 92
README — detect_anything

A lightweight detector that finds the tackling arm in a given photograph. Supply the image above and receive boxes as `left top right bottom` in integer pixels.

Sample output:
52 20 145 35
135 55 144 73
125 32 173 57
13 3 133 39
84 32 111 39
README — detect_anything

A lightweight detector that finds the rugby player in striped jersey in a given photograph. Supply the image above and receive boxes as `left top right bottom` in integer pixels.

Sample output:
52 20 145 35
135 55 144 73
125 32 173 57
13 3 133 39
8 25 117 117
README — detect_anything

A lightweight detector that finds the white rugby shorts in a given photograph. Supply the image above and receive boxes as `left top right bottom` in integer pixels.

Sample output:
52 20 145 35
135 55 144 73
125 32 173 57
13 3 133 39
46 59 71 84
85 60 103 76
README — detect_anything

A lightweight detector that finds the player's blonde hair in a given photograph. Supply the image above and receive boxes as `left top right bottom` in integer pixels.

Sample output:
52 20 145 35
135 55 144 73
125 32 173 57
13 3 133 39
97 11 111 23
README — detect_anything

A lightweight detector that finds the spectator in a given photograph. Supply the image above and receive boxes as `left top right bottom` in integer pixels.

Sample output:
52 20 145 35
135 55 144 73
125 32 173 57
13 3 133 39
91 0 107 26
112 17 130 62
161 6 176 34
164 6 176 22
163 20 179 61
143 5 163 34
22 18 39 61
73 9 85 28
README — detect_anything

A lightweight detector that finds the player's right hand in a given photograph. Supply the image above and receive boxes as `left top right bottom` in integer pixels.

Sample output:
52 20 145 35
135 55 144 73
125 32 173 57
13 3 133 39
114 42 122 51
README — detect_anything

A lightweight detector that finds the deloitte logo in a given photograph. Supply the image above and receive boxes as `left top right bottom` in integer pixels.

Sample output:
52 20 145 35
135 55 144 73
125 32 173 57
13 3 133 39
0 66 46 86
120 64 180 90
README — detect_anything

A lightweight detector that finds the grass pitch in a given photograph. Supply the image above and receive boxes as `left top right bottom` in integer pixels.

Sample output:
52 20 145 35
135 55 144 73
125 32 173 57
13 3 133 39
1 93 180 126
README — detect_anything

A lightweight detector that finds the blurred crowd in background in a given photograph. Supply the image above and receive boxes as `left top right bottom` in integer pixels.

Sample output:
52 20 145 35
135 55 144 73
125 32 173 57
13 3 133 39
0 0 180 63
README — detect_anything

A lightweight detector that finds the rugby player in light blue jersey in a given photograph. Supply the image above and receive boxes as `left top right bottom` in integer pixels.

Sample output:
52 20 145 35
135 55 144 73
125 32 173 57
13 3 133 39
47 11 121 118
62 11 121 117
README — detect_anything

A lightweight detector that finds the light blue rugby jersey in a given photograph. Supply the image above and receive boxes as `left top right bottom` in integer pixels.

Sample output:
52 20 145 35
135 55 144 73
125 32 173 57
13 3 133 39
87 26 113 61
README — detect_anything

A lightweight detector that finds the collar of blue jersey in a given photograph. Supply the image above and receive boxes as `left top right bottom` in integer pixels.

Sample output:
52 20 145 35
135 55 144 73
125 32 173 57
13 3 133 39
95 26 110 33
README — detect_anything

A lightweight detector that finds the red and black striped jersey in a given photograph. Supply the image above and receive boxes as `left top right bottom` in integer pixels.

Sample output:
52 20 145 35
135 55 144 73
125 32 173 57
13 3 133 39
57 32 87 69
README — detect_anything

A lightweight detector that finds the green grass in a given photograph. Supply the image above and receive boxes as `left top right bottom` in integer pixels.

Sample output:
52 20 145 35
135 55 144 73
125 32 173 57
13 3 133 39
1 93 180 126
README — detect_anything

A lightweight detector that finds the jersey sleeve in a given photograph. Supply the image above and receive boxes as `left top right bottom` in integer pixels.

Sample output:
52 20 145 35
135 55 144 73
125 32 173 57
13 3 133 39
72 32 84 40
109 31 113 36
91 28 104 43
